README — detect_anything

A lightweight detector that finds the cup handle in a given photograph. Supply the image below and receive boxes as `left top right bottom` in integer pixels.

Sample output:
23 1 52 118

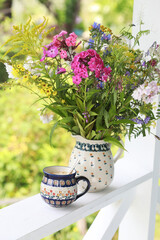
75 176 90 200
113 139 124 163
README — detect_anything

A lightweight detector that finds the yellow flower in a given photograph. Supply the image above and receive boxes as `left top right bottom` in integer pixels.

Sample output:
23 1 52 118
130 64 136 70
17 64 22 68
100 25 106 31
45 86 52 97
32 75 37 80
12 68 20 77
23 75 29 81
61 99 65 104
20 67 25 71
89 26 93 31
40 89 45 94
53 91 57 96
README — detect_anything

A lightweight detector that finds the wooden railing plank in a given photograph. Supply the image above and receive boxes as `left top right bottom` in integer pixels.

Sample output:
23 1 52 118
83 189 135 240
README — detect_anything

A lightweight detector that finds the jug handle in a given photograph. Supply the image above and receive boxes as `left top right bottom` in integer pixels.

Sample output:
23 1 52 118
113 139 124 163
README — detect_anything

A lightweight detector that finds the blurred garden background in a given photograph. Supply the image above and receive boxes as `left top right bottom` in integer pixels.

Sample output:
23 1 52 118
0 0 160 239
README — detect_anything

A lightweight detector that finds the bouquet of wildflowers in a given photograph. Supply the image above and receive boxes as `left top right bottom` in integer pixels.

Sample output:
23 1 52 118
1 18 160 149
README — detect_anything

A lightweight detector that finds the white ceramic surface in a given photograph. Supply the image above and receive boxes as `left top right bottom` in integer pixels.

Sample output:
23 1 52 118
69 135 122 192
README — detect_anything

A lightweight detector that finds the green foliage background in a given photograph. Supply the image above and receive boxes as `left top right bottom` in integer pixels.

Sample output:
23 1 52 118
0 87 75 198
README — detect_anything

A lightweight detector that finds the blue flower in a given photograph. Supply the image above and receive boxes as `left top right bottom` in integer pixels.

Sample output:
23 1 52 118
92 22 100 30
88 39 94 48
115 116 124 120
103 48 111 57
97 81 104 89
101 34 111 41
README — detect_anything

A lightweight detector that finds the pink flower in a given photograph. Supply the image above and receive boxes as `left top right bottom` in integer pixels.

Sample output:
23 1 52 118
150 59 157 67
71 49 111 82
73 75 82 85
46 46 58 58
101 67 112 82
40 47 47 61
60 49 67 59
57 67 66 74
79 51 89 59
69 32 78 39
87 49 97 56
74 66 88 78
66 36 77 47
58 30 67 37
52 36 61 48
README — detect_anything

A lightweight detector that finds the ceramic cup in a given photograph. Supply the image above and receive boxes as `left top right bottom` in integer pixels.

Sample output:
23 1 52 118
40 166 90 207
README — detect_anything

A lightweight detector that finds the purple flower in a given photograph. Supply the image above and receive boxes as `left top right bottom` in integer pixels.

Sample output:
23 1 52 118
144 116 150 124
142 61 147 67
82 111 90 123
125 71 130 76
132 118 143 124
132 117 150 124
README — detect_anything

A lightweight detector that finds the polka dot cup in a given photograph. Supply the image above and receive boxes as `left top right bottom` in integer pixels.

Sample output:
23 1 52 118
40 166 90 207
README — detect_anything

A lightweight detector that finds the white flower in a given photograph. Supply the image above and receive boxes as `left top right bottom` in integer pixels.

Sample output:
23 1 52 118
39 114 54 124
4 63 14 78
132 81 159 104
132 83 145 101
23 56 33 70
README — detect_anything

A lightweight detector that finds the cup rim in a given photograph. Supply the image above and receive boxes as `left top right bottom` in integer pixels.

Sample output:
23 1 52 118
43 166 76 179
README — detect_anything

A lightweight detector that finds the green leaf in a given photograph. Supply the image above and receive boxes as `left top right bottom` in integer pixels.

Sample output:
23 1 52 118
76 111 85 124
84 119 96 130
104 110 109 128
90 130 96 139
104 136 126 150
129 124 134 140
109 104 116 119
72 126 80 135
90 111 98 116
75 117 85 137
96 114 103 130
45 105 67 117
86 101 94 111
59 117 73 124
76 97 84 111
50 121 59 146
86 89 100 102
113 91 117 105
0 62 8 83
109 119 137 126
96 106 105 130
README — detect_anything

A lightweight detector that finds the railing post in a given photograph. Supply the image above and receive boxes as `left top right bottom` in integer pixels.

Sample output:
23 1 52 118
119 1 160 239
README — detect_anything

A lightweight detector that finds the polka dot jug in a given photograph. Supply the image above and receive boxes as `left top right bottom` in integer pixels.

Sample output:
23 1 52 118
69 135 123 192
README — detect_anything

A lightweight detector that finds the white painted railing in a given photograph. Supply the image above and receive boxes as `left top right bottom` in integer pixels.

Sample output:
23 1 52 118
1 0 160 239
0 125 159 240
0 156 154 240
